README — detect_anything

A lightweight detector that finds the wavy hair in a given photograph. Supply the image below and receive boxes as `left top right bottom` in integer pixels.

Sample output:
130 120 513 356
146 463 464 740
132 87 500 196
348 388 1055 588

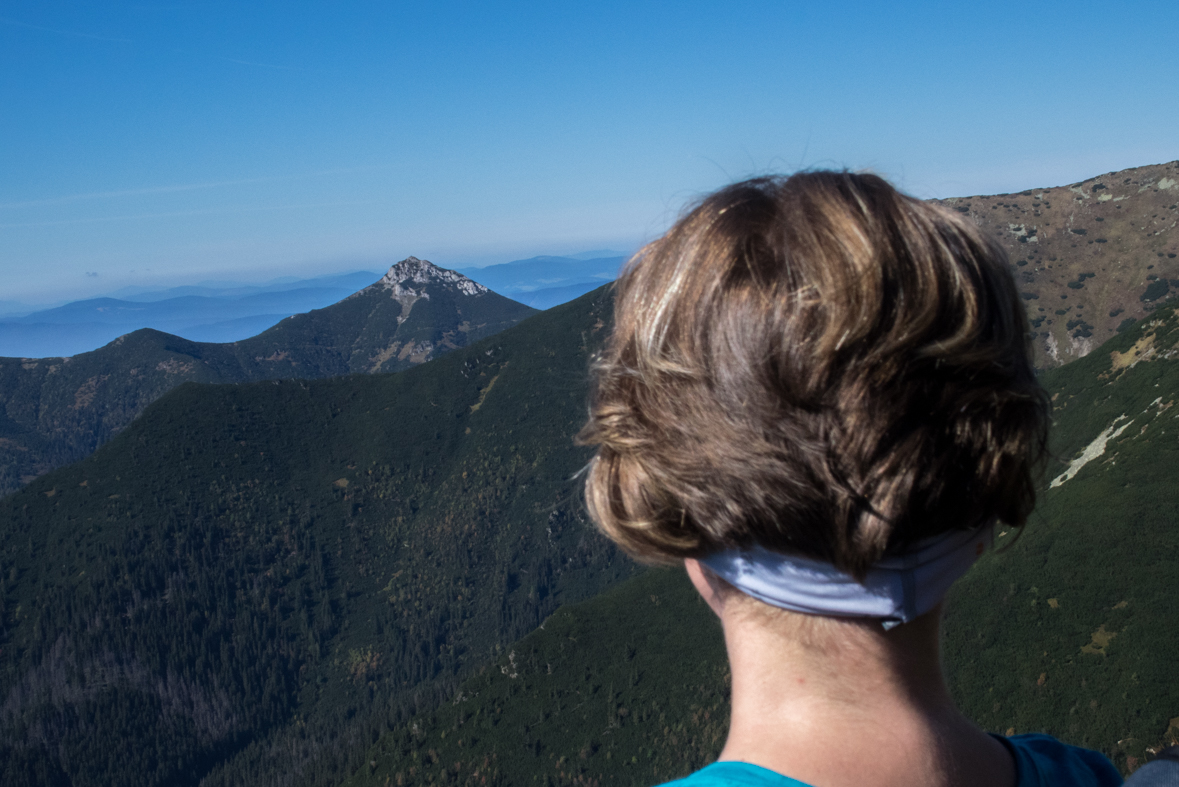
579 171 1049 578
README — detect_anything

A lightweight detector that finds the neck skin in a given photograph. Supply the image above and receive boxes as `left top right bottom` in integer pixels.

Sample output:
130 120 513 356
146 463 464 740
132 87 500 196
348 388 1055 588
685 559 1014 787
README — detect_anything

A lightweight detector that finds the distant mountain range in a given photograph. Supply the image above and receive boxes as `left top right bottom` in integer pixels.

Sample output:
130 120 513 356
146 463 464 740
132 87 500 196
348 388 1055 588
0 258 535 497
104 271 385 303
0 254 625 359
13 153 1178 368
458 254 625 310
0 271 384 358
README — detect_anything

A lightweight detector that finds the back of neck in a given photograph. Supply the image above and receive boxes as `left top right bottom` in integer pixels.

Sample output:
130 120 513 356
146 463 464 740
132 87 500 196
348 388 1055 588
716 603 1013 787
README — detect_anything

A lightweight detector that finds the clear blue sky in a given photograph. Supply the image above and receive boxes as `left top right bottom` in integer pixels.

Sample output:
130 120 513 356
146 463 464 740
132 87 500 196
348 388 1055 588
2 0 1176 302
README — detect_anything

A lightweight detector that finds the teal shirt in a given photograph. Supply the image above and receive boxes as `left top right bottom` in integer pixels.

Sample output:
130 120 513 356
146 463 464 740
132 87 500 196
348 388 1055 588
660 734 1123 787
660 761 808 787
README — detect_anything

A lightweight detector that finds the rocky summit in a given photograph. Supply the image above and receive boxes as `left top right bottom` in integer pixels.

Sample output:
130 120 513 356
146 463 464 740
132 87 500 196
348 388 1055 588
0 258 535 496
376 255 490 298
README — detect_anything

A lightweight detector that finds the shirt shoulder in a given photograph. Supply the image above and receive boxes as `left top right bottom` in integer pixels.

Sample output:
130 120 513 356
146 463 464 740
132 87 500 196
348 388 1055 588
659 761 814 787
1000 733 1124 787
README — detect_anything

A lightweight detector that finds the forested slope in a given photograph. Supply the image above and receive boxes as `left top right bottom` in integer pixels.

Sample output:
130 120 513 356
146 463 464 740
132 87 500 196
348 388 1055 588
0 286 631 787
4 162 1178 787
347 305 1179 785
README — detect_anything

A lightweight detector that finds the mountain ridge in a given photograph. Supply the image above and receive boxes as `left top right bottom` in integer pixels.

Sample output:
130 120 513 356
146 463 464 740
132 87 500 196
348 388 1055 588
0 271 385 358
935 160 1179 368
2 162 1178 786
0 258 535 497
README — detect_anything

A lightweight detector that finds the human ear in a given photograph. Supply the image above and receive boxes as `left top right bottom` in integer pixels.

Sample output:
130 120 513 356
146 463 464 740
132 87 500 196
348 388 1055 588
685 558 726 617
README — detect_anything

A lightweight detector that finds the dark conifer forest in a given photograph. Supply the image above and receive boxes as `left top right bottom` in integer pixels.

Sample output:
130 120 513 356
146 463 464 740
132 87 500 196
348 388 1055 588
0 286 633 786
345 303 1179 786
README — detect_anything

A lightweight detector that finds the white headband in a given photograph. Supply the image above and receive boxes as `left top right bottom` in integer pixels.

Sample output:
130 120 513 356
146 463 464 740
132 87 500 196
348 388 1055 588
699 523 993 628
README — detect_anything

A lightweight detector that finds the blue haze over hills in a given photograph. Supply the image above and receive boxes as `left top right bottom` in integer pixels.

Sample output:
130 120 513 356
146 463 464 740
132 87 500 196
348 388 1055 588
0 271 382 357
0 253 626 358
456 253 625 310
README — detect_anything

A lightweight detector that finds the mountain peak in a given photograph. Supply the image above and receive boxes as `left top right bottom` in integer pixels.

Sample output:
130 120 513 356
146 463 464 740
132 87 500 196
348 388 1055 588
378 257 489 297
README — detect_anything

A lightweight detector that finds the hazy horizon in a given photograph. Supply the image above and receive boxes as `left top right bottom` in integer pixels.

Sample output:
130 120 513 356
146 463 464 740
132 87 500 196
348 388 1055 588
0 246 631 309
3 1 1176 302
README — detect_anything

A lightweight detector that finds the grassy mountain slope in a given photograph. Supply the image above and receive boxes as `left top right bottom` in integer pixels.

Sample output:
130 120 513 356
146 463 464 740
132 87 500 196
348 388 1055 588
0 286 632 787
943 303 1179 772
936 160 1179 369
0 258 535 498
346 305 1179 785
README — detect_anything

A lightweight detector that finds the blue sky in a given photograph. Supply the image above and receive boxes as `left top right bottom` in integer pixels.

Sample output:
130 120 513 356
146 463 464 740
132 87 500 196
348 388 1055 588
1 0 1176 302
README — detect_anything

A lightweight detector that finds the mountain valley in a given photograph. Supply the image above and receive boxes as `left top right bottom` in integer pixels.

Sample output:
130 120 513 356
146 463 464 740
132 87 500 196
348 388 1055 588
0 284 643 787
1 162 1178 787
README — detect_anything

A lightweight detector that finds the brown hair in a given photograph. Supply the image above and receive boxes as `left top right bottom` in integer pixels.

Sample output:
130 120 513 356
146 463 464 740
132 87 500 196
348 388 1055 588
579 171 1048 578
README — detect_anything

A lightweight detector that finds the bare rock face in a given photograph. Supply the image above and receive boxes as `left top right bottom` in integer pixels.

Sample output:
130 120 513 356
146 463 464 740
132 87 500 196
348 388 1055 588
377 256 490 299
354 257 491 326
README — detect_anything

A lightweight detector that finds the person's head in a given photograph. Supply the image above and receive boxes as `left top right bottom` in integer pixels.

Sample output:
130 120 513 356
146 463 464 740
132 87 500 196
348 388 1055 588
580 171 1049 579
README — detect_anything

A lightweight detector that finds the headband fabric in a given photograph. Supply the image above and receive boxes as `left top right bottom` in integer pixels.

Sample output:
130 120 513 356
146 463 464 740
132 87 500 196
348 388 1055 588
699 523 993 627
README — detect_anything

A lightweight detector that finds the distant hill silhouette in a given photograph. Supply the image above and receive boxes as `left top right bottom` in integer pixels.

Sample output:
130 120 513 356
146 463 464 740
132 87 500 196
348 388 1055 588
107 270 383 303
458 254 623 300
0 270 383 358
0 258 535 496
512 280 611 309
